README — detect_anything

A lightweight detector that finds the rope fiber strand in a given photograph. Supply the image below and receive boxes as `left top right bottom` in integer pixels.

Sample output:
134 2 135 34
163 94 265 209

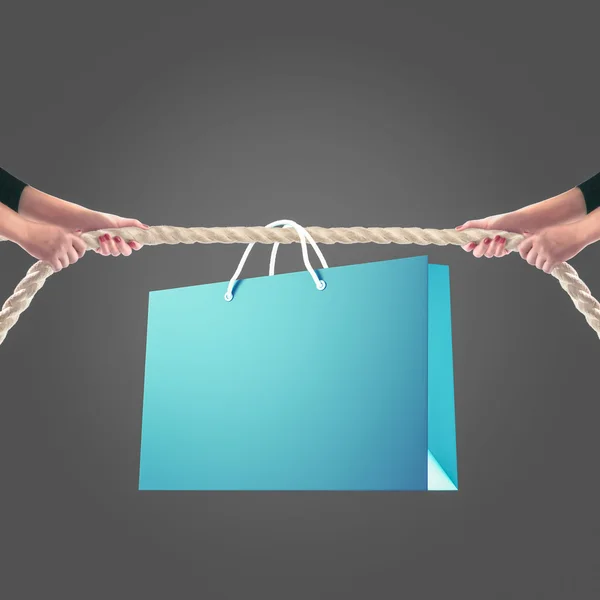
1 225 599 346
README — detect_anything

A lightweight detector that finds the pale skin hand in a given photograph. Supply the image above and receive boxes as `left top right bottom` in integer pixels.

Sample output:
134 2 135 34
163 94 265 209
76 211 149 258
0 185 150 272
455 212 523 258
455 186 593 271
17 220 88 273
518 222 589 273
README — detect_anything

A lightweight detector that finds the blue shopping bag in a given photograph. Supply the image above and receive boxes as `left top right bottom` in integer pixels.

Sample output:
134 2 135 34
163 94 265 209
139 222 458 491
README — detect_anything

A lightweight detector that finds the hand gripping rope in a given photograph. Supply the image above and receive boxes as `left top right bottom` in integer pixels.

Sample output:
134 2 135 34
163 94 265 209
1 223 599 346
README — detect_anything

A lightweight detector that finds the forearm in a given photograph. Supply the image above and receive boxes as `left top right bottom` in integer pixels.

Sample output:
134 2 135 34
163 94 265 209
574 207 600 247
560 171 600 245
18 185 96 229
501 186 587 231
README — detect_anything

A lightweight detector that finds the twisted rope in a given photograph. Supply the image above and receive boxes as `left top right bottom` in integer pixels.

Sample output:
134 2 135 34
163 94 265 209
1 225 599 346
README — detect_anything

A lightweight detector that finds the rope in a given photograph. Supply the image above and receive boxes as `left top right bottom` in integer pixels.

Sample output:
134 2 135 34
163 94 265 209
1 225 599 346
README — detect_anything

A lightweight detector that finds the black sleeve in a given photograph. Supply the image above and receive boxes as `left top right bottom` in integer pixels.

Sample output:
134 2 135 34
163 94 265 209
578 171 600 214
0 167 27 213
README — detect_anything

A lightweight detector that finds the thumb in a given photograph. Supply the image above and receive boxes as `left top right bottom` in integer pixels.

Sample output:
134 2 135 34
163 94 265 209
120 218 150 229
456 219 487 231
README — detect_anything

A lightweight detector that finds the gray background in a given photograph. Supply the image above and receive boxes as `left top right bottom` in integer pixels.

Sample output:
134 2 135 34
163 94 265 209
1 1 599 597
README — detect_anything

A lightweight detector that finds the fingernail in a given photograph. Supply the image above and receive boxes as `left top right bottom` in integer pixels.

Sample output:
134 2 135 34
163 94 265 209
128 241 136 247
484 238 491 244
114 236 122 243
143 224 150 228
494 235 500 242
75 229 82 233
468 242 476 250
500 237 506 244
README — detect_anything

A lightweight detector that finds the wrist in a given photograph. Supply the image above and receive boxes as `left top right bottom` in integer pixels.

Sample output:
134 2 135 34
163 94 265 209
0 207 33 246
576 210 600 247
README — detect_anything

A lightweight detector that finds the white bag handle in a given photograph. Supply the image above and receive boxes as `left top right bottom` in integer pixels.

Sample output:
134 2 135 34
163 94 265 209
224 219 328 302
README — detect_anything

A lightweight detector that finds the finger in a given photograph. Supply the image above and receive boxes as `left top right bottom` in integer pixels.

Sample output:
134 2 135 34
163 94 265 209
519 237 534 260
542 260 554 274
456 220 484 231
98 235 111 256
493 237 506 257
49 258 62 273
462 242 477 252
72 234 87 258
113 236 133 257
128 240 142 251
67 247 79 265
497 237 509 256
473 238 491 258
106 236 120 257
535 254 546 270
58 254 69 270
493 235 508 257
526 249 538 266
121 218 150 230
97 234 117 257
485 236 502 258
